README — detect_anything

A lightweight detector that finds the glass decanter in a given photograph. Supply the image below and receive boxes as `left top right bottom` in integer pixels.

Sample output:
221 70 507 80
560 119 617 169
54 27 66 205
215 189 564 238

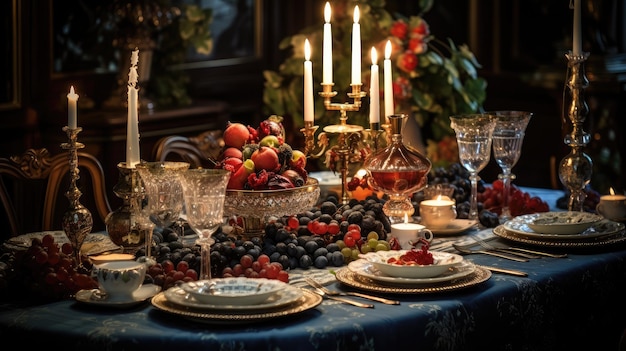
363 114 432 223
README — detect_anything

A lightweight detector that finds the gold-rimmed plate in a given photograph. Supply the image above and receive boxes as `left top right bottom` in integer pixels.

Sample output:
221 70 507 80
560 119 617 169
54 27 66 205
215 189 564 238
493 224 626 248
335 266 491 294
151 288 322 324
348 258 476 285
164 284 303 311
503 214 619 240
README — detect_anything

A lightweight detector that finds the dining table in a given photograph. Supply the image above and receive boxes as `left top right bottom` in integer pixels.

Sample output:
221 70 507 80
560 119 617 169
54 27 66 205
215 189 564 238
1 186 626 351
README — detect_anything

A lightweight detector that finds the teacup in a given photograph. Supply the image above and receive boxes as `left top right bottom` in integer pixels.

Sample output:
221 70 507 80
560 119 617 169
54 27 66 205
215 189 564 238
596 194 626 221
93 261 146 301
390 222 434 249
419 198 457 229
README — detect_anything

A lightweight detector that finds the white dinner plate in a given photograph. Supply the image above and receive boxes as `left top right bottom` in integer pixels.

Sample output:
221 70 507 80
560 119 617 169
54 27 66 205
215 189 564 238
164 284 303 311
429 219 478 236
75 284 161 308
347 259 476 285
503 216 624 240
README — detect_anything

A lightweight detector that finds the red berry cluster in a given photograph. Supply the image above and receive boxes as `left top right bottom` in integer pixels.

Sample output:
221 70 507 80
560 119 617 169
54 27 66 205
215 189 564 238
147 260 199 291
221 254 289 283
387 241 434 266
15 234 98 300
478 179 550 216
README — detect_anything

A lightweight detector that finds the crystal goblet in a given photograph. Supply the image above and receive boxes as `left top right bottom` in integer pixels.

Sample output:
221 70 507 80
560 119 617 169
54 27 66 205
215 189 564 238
136 161 190 262
489 111 532 222
450 114 496 220
178 168 230 280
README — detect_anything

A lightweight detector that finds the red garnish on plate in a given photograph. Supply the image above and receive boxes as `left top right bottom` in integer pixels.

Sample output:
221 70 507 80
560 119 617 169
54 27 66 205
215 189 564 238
387 239 434 266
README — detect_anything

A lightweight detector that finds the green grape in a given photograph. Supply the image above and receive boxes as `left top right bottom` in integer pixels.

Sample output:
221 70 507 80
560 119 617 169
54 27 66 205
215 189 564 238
367 238 379 249
366 231 379 241
341 247 352 258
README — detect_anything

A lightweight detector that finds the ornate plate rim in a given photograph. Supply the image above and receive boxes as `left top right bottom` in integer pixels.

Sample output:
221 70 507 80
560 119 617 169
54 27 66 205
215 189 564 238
151 288 322 324
335 266 491 294
493 224 626 248
164 284 303 311
429 219 478 236
503 215 622 240
348 258 475 284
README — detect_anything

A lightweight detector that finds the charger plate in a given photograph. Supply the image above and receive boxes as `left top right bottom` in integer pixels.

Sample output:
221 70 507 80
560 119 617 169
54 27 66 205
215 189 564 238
151 288 321 324
334 265 491 294
493 224 626 249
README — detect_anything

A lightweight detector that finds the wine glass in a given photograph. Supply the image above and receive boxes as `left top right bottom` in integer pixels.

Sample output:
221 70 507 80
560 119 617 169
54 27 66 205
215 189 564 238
136 161 190 262
450 114 496 220
178 168 230 280
489 111 532 222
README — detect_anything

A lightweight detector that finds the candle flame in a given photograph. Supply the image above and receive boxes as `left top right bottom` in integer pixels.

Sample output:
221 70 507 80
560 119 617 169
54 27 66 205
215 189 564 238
385 40 392 59
610 187 615 196
67 86 78 100
356 168 367 179
304 39 311 61
353 5 359 23
436 194 443 201
324 2 331 23
404 213 409 224
371 47 378 65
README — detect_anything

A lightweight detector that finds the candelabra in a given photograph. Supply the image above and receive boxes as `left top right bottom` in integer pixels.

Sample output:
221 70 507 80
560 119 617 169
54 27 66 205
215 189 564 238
61 127 93 265
558 51 593 211
302 83 385 204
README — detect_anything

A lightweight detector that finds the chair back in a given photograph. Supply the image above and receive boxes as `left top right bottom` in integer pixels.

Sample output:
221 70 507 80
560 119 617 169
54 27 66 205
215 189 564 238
0 148 112 239
152 130 223 168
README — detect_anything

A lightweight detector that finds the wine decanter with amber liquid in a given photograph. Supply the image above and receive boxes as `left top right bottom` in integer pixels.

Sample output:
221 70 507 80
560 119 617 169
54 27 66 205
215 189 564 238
363 114 432 223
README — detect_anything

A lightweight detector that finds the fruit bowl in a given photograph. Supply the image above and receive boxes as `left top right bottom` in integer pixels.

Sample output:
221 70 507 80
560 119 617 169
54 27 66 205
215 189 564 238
358 250 464 278
224 178 320 237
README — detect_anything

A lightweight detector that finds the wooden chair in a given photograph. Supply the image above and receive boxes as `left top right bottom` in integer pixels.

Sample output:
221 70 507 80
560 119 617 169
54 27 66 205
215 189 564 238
152 130 224 168
0 148 112 239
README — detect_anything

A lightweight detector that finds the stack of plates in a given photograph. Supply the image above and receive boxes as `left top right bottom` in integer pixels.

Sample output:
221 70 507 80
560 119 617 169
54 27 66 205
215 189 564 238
150 277 322 324
493 211 626 249
335 250 491 294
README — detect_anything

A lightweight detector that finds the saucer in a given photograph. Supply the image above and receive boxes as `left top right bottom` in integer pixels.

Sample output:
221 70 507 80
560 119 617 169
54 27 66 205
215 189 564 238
430 219 478 236
75 284 161 308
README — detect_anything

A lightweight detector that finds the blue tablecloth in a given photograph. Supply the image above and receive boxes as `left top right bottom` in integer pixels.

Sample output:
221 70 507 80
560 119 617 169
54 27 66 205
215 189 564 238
2 187 626 350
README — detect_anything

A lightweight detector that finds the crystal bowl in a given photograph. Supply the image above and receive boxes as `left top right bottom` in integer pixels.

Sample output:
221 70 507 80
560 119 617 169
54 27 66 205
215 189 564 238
224 178 320 236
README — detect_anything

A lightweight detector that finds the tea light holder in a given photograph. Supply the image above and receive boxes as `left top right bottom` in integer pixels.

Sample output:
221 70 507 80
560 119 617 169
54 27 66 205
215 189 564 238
61 126 93 265
419 197 457 229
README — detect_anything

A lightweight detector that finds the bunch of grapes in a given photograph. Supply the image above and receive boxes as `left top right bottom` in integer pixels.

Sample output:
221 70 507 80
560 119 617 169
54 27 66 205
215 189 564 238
6 234 98 301
478 179 550 217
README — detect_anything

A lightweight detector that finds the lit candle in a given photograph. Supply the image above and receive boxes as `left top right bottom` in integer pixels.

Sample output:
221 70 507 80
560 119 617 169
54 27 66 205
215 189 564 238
369 47 379 124
322 2 333 84
126 48 141 168
304 39 314 123
67 86 78 129
384 40 394 120
572 0 582 56
390 214 433 249
351 5 361 85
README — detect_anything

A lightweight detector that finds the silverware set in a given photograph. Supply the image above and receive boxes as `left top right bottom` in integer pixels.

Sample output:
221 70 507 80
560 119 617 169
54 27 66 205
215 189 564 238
304 277 400 308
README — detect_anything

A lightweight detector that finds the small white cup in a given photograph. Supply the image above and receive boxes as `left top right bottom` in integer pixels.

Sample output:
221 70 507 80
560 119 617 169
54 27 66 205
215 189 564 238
390 222 434 249
596 194 626 221
93 261 146 301
420 198 457 229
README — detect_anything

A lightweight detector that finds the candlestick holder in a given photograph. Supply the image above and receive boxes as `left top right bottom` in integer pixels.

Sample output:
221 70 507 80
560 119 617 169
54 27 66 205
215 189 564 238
302 83 383 204
558 52 593 211
60 127 93 266
105 162 147 254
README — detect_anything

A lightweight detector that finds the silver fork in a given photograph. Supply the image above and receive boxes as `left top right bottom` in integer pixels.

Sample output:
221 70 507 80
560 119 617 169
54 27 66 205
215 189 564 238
452 243 529 262
472 236 567 258
307 284 375 308
305 277 400 305
472 236 541 259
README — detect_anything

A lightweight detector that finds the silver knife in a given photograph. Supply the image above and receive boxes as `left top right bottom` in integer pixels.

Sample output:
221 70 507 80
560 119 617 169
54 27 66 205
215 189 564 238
480 265 528 277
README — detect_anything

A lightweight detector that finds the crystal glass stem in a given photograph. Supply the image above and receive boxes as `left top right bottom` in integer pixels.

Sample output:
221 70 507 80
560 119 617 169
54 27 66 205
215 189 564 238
499 171 513 221
468 173 480 220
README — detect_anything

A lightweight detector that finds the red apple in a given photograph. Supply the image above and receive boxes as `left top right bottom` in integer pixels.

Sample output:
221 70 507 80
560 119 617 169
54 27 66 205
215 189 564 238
223 122 250 149
219 157 243 173
220 147 243 160
251 146 280 172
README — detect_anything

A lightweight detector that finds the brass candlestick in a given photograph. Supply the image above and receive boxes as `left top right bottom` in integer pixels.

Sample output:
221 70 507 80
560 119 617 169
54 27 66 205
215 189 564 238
61 127 93 265
303 83 382 204
558 51 593 211
105 162 147 254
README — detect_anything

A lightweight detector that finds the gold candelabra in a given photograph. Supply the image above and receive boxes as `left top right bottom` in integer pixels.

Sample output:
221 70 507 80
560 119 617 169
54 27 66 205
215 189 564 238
61 127 93 265
302 83 387 204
